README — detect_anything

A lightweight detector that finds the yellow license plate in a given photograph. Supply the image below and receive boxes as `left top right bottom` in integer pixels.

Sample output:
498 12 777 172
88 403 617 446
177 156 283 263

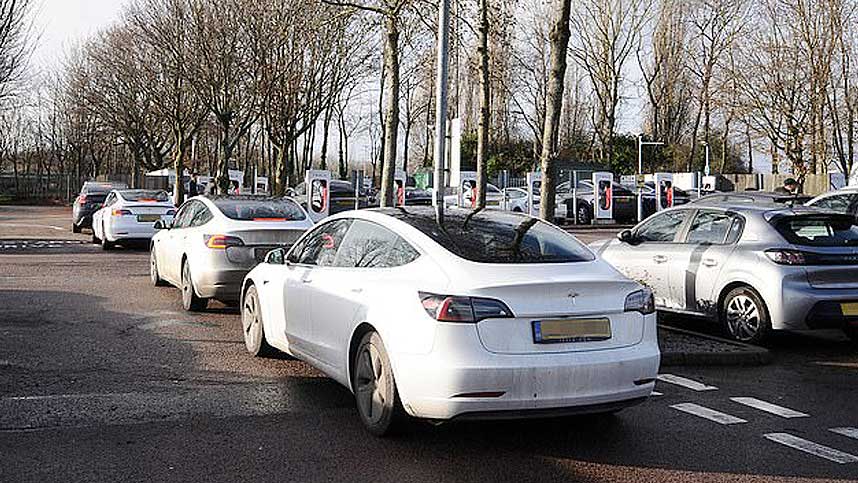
137 215 161 223
842 303 858 317
533 318 612 344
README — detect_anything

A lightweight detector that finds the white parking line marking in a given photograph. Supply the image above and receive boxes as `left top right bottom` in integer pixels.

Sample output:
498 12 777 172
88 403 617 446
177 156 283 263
831 428 858 440
764 433 858 464
730 397 809 418
671 403 747 425
657 374 718 391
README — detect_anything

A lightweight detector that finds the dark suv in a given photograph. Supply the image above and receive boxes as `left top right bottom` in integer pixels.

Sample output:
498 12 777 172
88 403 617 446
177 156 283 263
72 182 128 233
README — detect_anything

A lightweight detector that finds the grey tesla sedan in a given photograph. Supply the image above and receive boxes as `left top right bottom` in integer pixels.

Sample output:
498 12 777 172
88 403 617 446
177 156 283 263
590 202 858 343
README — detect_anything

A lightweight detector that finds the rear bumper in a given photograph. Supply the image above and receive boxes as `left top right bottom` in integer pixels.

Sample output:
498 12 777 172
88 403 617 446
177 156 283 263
774 280 858 330
194 266 249 302
392 318 660 421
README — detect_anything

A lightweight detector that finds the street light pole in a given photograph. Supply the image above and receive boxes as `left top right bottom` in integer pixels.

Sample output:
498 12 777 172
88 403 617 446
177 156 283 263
433 0 452 225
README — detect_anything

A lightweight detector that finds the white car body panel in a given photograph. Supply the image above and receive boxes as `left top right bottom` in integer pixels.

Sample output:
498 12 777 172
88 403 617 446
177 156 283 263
92 191 175 243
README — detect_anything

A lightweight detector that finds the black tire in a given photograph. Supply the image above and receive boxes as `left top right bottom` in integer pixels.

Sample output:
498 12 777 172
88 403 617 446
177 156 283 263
72 223 81 234
576 202 593 225
242 285 276 357
352 331 404 436
844 326 858 345
149 249 168 287
181 261 208 312
91 230 100 244
720 286 771 344
101 225 115 251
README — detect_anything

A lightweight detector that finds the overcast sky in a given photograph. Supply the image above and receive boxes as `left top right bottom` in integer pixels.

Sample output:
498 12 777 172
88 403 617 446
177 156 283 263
32 0 127 72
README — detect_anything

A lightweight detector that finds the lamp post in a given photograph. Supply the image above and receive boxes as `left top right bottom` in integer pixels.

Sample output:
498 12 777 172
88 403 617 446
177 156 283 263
637 134 665 222
433 0 452 225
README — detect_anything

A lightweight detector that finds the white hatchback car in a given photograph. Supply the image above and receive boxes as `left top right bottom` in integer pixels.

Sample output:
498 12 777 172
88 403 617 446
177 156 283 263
240 207 660 435
92 189 176 249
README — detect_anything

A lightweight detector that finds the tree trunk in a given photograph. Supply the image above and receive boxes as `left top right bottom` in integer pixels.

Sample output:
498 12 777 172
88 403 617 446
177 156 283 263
538 0 572 222
174 141 186 206
320 105 333 172
475 0 491 209
379 15 400 208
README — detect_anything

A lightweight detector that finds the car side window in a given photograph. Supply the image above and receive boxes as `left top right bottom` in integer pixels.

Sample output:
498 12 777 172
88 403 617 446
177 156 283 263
104 193 115 207
173 202 198 229
289 219 353 267
635 210 688 243
812 194 857 212
685 211 735 245
190 204 213 227
334 220 420 269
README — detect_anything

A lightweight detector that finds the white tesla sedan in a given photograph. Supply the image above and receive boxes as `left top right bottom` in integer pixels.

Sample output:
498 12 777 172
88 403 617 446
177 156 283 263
92 190 176 249
240 207 660 435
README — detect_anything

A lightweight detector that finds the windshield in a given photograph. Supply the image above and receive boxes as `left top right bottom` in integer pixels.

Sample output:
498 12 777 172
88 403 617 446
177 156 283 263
215 198 307 222
120 190 169 202
384 208 595 264
775 216 858 247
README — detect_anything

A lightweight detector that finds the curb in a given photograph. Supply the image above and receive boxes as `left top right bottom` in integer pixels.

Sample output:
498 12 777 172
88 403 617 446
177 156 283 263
659 325 772 367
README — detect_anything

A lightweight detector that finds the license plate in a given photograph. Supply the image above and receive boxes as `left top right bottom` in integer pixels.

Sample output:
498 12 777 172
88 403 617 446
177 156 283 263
842 303 858 317
532 318 612 344
137 215 161 223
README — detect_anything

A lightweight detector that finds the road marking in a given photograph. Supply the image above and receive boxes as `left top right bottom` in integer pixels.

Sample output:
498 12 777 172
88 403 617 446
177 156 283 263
730 397 809 418
670 403 747 425
831 427 858 440
657 374 718 391
764 433 858 464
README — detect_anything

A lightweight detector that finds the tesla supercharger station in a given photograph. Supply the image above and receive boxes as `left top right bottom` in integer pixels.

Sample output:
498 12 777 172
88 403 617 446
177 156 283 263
394 170 407 207
593 172 614 222
306 170 331 222
654 172 674 211
527 172 541 216
458 171 478 208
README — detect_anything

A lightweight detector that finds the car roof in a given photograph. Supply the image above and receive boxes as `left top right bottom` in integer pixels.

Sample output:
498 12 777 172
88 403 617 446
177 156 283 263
670 200 842 220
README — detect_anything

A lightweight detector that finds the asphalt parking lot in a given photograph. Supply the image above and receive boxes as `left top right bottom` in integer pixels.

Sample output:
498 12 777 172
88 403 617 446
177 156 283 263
1 205 857 482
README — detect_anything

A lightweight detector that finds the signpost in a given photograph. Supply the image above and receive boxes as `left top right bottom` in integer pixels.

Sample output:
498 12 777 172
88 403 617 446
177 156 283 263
527 172 541 217
637 135 665 222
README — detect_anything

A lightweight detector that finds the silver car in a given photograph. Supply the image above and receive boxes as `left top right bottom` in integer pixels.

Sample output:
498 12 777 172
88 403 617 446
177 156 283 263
150 196 314 311
806 186 858 218
590 203 858 343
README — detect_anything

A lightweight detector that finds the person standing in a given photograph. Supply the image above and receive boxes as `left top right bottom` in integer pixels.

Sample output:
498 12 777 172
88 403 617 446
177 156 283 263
188 173 200 197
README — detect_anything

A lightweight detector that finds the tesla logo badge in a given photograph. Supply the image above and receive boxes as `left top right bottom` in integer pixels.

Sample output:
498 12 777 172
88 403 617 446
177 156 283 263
567 292 580 304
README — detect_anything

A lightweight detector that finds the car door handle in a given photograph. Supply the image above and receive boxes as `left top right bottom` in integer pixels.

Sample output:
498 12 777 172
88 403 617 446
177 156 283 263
301 279 313 284
702 258 718 267
653 255 668 264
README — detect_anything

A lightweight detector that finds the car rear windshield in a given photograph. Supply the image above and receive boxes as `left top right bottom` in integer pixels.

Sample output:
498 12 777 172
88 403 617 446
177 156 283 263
214 198 306 221
385 208 595 264
121 190 169 202
775 215 858 247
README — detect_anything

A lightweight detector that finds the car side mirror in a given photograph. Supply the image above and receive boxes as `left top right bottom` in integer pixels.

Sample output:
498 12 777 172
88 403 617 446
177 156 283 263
618 229 635 244
265 248 286 265
154 220 171 230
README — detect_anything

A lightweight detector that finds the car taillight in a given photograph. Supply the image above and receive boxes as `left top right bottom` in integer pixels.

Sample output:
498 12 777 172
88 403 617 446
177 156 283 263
765 249 808 266
205 234 244 249
419 292 513 323
112 209 133 216
77 194 87 204
624 288 655 315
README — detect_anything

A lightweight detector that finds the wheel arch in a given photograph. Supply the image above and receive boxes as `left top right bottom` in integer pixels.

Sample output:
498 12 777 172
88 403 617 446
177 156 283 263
717 281 768 317
347 322 378 393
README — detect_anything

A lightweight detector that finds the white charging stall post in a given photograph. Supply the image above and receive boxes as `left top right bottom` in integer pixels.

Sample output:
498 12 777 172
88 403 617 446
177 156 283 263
593 172 614 222
306 170 331 222
654 172 674 211
457 171 478 208
394 170 407 207
527 172 541 217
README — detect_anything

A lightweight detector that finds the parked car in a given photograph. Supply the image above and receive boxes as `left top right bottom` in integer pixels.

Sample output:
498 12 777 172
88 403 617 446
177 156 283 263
556 180 640 224
443 183 504 208
71 181 128 233
91 190 176 250
292 180 372 213
150 196 314 311
239 207 659 435
404 187 433 206
692 191 814 206
504 186 568 220
591 202 858 343
806 186 858 218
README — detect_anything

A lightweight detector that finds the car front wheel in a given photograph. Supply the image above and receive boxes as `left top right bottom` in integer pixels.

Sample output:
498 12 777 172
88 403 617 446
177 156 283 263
721 287 771 344
352 331 404 436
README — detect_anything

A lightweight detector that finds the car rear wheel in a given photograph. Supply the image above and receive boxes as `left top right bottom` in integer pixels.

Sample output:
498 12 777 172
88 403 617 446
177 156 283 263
576 202 592 225
242 285 276 357
181 261 208 312
72 223 81 234
352 331 404 436
150 249 168 287
101 223 115 251
721 287 770 344
91 229 100 244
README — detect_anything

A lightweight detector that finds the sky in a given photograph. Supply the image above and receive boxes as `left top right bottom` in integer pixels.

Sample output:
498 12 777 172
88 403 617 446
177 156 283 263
32 0 127 73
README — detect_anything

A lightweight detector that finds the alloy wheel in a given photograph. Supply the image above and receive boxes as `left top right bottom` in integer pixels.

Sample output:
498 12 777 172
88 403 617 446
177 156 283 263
726 294 761 341
355 344 387 425
242 289 261 352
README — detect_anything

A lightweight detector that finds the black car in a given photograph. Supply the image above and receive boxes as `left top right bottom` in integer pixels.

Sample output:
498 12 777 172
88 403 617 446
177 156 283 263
71 181 128 233
405 187 433 206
